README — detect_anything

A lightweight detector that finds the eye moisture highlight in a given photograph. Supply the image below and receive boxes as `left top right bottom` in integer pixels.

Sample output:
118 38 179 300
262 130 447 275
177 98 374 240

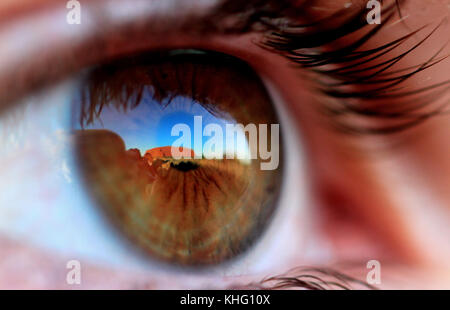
71 50 283 266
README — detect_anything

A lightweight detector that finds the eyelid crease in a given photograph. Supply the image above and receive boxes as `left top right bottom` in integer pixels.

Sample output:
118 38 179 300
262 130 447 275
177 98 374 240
0 0 278 111
0 0 300 112
0 0 386 112
0 0 226 111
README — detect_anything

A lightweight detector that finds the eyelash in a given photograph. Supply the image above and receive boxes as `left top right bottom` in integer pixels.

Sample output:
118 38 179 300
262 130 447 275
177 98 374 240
234 267 377 290
226 0 450 135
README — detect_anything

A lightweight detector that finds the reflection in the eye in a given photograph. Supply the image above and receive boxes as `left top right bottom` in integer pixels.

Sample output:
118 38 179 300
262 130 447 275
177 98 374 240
71 50 283 266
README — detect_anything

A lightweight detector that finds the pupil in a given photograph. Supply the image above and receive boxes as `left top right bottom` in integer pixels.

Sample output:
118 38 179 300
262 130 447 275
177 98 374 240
170 161 200 172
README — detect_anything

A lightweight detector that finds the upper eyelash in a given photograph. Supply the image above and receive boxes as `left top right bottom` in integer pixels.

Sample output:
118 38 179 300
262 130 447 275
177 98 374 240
76 51 246 127
224 0 450 135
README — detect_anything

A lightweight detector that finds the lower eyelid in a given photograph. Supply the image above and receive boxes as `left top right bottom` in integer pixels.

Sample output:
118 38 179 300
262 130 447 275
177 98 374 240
0 236 442 289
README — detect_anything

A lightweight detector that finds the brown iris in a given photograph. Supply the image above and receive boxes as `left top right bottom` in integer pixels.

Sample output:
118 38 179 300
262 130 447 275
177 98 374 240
72 50 283 266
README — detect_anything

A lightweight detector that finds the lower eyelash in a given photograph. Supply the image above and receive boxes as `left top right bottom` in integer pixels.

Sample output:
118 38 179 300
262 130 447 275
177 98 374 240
230 266 377 290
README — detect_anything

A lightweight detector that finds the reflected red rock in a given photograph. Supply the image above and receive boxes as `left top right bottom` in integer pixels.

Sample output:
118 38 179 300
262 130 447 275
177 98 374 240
75 129 280 265
144 146 195 163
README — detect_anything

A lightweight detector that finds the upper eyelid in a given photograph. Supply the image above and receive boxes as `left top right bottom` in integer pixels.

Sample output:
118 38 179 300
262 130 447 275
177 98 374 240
5 0 446 137
0 0 249 109
0 0 351 112
0 0 362 112
0 0 231 111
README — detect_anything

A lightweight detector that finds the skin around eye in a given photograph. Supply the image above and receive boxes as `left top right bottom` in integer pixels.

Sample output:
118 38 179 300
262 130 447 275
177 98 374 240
71 50 283 266
1 0 450 290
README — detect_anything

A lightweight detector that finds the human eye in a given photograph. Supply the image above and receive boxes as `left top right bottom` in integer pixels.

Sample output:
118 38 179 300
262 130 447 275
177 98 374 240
1 0 450 290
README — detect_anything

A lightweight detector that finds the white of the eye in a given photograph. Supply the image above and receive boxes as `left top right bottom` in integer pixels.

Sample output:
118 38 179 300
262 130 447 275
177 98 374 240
0 80 167 272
